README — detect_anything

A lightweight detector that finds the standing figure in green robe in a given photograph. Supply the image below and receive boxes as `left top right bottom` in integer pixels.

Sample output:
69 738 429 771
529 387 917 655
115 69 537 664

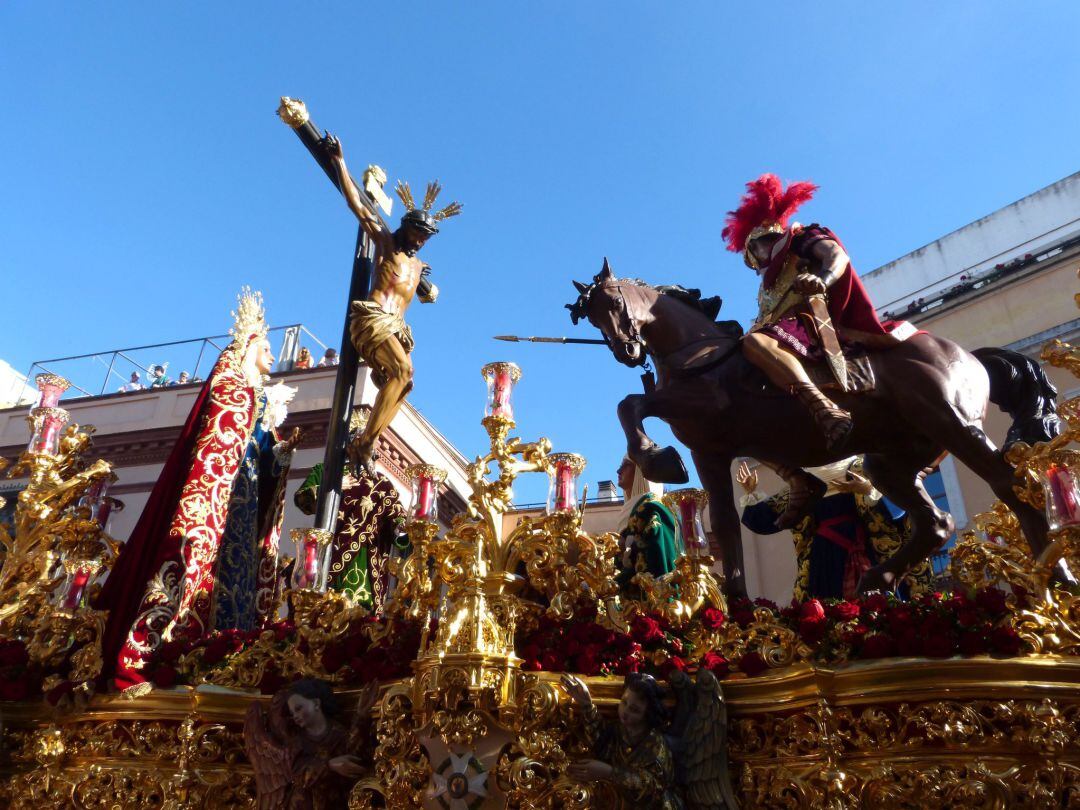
294 408 406 611
615 456 680 591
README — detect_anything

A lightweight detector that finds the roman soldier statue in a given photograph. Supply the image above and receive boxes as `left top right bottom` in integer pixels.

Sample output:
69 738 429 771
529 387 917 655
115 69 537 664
722 174 913 451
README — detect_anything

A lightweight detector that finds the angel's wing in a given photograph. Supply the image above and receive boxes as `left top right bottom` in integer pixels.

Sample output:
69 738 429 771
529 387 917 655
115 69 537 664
243 692 293 810
676 670 740 810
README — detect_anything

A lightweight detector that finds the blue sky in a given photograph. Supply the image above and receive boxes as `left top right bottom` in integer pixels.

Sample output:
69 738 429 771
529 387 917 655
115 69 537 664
3 3 1079 502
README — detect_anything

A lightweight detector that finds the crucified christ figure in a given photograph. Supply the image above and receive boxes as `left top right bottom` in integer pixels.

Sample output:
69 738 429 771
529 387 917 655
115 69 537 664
326 136 461 470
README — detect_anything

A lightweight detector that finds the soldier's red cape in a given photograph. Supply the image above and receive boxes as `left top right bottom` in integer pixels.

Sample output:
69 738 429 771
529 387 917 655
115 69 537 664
764 224 898 339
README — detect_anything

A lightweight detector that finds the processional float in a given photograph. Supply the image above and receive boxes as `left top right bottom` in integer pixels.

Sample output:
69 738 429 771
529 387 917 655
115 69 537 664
2 104 1080 806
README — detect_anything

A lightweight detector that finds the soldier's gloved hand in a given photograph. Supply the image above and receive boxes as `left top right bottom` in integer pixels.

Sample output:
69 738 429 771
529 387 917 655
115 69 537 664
794 273 828 295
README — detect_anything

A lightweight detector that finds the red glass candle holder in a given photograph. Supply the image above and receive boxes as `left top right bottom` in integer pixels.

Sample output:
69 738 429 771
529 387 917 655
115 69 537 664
546 453 586 514
664 488 709 554
1042 462 1080 531
481 362 522 421
35 374 70 408
290 528 334 591
57 558 103 611
27 407 69 456
407 464 448 522
78 477 123 529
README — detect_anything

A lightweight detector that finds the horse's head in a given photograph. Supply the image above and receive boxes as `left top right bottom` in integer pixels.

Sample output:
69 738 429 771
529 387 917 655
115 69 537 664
567 259 650 367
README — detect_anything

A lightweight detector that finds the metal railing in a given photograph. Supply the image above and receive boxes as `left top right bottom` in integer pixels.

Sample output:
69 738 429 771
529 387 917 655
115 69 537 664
7 324 329 405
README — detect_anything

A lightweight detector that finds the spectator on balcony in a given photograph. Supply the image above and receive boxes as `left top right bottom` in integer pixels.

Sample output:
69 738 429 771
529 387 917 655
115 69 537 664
317 348 339 368
295 347 314 370
118 372 145 393
148 365 171 388
170 371 192 386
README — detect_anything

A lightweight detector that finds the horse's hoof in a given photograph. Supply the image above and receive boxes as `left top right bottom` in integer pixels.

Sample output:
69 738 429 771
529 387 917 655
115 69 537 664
856 566 895 595
635 446 689 484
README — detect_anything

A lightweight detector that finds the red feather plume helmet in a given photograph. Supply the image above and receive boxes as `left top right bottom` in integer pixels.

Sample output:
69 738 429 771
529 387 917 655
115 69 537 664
722 174 818 268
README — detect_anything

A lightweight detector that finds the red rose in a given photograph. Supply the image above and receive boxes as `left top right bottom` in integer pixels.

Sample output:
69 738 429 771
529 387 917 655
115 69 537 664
157 639 186 664
956 607 982 629
842 625 869 646
754 598 780 612
656 655 688 678
896 629 920 657
152 665 178 688
959 631 989 656
975 587 1009 618
886 607 914 634
701 608 726 631
567 622 592 643
701 651 730 679
732 609 756 628
944 593 971 612
800 600 826 622
858 634 895 659
200 636 234 667
574 647 602 676
989 626 1023 656
920 614 953 639
540 650 564 671
921 632 956 658
630 615 665 645
738 651 768 678
862 593 889 614
799 618 828 644
827 601 861 622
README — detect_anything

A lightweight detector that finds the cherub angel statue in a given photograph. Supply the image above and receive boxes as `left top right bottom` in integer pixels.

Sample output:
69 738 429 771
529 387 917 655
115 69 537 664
561 671 739 809
244 679 378 810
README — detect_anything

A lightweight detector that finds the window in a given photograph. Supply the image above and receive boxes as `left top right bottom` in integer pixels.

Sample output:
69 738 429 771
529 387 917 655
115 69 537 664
923 469 954 577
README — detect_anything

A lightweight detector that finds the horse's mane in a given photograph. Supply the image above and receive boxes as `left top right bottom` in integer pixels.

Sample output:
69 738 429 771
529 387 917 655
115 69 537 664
568 268 743 339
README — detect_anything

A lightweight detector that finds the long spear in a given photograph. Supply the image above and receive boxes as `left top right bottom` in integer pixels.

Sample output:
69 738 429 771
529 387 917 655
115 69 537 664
494 335 606 345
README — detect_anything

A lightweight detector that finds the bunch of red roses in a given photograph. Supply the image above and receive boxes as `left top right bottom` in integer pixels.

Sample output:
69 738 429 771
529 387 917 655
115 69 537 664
723 587 1024 667
141 615 423 694
317 617 421 686
516 604 717 679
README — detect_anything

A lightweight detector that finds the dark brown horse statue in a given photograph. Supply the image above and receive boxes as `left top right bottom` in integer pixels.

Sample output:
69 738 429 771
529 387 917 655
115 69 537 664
568 261 1062 599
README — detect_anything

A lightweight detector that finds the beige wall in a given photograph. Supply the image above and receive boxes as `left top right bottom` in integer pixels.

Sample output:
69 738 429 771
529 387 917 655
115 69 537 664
914 258 1080 531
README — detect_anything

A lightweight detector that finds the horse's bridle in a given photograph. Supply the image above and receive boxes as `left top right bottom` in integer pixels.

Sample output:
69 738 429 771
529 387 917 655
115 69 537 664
604 281 649 368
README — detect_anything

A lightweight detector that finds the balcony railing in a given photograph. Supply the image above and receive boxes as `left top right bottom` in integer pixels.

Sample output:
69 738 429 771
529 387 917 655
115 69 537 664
6 324 329 405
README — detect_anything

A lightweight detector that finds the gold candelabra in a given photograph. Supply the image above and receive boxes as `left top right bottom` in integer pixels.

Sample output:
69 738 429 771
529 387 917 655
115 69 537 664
0 375 119 697
349 363 729 809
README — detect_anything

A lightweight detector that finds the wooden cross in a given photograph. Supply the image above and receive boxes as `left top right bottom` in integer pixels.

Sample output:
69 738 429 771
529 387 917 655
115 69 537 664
277 97 434 533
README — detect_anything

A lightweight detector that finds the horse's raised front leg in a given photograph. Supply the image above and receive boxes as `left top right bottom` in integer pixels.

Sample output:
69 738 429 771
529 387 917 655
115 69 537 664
693 451 748 600
617 393 689 484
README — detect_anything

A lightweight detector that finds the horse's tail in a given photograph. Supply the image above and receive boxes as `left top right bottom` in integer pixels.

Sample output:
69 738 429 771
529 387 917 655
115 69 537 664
973 346 1063 448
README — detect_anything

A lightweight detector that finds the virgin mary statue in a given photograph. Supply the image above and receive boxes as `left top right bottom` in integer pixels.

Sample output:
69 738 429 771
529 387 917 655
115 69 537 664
97 289 300 694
